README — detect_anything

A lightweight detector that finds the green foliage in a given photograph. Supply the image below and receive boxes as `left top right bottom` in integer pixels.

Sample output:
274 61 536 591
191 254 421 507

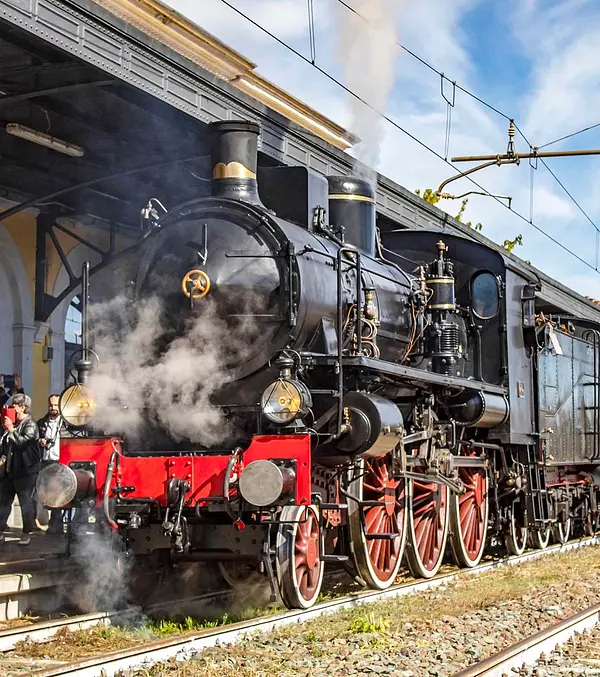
305 630 317 643
415 188 518 248
350 611 390 634
455 198 468 222
502 234 523 253
415 187 440 205
149 614 230 637
96 626 118 640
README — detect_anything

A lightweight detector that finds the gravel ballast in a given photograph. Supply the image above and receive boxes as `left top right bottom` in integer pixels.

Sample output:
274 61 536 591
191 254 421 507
127 546 600 677
3 546 600 676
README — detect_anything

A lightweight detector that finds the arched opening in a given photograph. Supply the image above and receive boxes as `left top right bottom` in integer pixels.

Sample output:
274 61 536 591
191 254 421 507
0 223 34 394
64 296 82 384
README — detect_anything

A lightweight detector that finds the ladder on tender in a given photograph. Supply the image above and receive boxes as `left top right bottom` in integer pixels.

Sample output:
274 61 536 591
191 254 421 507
521 446 550 523
583 329 600 461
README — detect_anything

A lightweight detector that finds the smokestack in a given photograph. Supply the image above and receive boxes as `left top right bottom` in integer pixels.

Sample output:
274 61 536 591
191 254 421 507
327 176 376 256
209 120 264 206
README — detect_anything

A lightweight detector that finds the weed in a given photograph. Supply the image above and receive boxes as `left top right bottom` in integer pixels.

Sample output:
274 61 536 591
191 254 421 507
148 614 233 637
305 630 317 643
350 612 390 634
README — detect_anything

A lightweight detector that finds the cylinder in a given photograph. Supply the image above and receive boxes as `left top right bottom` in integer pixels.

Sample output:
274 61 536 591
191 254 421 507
238 459 295 507
210 120 264 206
426 240 456 311
426 277 456 311
447 391 509 428
327 176 376 256
36 462 95 508
335 391 404 458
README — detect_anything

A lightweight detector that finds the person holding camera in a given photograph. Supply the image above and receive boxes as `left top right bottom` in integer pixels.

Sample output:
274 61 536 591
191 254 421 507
0 394 40 546
37 394 64 535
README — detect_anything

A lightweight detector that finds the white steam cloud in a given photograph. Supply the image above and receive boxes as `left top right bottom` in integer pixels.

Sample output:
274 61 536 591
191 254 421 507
336 0 402 179
69 531 134 613
87 295 256 447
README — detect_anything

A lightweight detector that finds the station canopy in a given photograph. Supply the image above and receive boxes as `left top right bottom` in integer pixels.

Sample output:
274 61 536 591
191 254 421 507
0 21 213 233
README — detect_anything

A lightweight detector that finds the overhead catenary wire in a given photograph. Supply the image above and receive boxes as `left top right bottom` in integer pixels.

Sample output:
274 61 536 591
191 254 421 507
335 0 522 125
334 0 600 262
218 0 600 275
538 121 600 150
539 157 600 234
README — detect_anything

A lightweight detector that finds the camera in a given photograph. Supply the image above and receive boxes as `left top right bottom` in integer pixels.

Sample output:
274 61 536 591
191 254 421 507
1 405 16 425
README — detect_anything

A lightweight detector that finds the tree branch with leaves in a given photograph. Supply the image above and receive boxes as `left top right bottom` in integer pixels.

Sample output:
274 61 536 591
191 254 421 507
415 189 521 252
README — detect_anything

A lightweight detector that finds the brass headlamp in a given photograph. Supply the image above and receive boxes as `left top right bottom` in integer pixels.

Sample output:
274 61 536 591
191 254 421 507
261 355 311 425
59 383 96 428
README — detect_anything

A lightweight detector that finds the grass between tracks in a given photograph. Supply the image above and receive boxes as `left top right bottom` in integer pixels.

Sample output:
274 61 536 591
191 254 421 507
2 546 600 672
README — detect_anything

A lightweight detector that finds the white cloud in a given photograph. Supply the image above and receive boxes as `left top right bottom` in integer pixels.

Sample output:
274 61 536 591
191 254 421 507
530 185 577 220
516 0 600 143
164 0 319 47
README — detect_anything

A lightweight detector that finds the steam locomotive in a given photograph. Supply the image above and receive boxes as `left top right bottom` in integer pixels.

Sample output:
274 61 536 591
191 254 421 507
37 120 600 609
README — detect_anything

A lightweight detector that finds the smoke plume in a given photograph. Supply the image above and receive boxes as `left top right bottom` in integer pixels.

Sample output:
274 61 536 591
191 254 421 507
68 531 134 614
87 294 255 447
336 0 402 180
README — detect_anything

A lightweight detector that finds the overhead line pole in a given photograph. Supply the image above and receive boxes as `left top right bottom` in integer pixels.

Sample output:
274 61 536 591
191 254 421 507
452 148 600 162
437 121 600 207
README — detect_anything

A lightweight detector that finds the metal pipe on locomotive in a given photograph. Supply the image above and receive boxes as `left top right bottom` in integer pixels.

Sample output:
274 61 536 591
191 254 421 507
37 120 600 609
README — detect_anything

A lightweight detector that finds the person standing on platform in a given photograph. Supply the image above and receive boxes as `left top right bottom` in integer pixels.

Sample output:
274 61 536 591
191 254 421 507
37 394 65 535
0 394 40 545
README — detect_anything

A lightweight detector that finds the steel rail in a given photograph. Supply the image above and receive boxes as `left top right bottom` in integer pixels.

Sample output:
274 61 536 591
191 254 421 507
0 611 116 652
25 536 600 677
0 589 233 652
453 603 600 677
0 567 349 651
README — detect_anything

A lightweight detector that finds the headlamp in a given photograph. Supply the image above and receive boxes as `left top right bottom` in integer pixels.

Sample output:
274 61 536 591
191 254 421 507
261 378 311 425
59 383 96 428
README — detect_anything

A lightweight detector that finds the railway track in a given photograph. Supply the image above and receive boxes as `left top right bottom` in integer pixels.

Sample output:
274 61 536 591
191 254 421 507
0 589 234 652
454 602 600 676
2 535 597 677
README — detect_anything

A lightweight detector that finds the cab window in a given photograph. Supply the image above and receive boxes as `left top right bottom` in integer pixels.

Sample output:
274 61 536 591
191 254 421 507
471 272 499 320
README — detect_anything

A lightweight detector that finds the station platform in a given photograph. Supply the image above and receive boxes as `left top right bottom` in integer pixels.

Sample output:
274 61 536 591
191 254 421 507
0 528 67 569
0 529 75 621
2 496 69 567
0 497 91 621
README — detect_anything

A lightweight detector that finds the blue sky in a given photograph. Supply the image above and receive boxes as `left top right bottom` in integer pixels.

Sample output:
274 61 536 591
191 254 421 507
166 0 600 298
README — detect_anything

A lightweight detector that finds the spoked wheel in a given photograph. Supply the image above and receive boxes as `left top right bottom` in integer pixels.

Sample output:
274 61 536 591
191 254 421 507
505 502 528 556
406 471 450 578
449 462 489 568
218 560 262 589
583 498 597 537
347 457 407 590
529 526 551 550
275 505 323 609
553 517 571 544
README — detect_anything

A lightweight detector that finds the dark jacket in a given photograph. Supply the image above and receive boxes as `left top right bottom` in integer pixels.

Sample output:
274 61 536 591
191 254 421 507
37 413 63 441
0 416 40 478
